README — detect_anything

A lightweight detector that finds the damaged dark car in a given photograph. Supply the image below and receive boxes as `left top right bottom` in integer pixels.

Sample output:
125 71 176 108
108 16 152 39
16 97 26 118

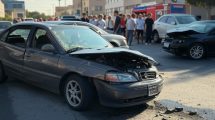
163 20 215 59
0 23 163 110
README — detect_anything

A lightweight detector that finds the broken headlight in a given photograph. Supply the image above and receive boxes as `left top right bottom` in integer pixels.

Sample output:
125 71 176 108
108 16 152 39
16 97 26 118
105 72 138 83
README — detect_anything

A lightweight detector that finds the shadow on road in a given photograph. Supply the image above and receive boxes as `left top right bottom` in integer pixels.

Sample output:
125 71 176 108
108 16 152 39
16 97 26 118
0 79 148 120
0 80 18 120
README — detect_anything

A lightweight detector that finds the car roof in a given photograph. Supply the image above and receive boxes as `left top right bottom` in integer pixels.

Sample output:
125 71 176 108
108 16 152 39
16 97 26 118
45 21 87 24
193 20 215 24
162 14 193 17
12 22 90 29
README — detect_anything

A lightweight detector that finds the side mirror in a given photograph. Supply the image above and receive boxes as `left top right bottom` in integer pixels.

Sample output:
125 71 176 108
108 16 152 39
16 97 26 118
41 44 55 53
170 21 176 25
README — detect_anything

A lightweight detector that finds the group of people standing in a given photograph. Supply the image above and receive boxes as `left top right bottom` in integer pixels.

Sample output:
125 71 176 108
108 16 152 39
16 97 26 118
80 11 154 46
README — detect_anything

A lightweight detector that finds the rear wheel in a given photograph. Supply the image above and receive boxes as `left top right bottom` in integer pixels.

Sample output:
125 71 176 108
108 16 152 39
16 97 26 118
0 63 7 83
64 75 95 111
188 44 205 60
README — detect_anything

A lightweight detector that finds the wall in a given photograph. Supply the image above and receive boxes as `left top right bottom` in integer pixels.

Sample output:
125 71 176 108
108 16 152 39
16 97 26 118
0 0 5 17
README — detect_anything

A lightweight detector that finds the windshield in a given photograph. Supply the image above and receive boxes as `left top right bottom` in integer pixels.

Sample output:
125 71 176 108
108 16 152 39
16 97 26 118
0 22 12 29
175 16 196 24
187 22 215 33
51 26 112 51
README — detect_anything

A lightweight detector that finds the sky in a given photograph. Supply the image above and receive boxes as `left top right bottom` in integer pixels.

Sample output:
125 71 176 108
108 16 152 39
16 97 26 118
25 0 73 15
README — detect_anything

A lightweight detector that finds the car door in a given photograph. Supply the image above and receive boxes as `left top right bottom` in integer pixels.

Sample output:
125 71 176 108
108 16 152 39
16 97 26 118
0 26 32 78
165 16 177 37
24 27 61 92
155 16 168 38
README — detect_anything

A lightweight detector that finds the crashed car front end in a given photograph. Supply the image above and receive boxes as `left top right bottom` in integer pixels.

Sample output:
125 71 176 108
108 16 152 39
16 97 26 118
70 48 163 107
163 29 202 55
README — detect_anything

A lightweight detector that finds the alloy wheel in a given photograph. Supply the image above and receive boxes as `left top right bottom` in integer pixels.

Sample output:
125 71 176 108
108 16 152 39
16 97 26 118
66 80 82 107
189 45 204 59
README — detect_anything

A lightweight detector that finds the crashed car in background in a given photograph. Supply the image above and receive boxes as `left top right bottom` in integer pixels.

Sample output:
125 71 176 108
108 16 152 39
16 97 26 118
0 22 163 110
163 20 215 59
45 21 128 48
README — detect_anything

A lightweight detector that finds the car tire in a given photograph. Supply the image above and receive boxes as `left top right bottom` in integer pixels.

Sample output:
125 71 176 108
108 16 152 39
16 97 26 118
188 43 205 60
0 63 7 83
64 75 95 111
153 31 160 43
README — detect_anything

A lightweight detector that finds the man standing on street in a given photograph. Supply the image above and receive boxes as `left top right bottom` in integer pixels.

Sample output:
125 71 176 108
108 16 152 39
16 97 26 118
136 14 145 44
144 13 154 45
81 13 89 22
113 10 121 35
126 14 136 46
97 14 106 30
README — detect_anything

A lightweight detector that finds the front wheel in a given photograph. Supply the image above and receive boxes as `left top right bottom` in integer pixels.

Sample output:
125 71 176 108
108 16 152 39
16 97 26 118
64 75 95 111
0 64 7 83
188 44 205 60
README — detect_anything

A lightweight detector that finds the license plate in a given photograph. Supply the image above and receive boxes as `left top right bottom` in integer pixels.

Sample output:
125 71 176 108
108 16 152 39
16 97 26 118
148 85 158 96
164 42 170 48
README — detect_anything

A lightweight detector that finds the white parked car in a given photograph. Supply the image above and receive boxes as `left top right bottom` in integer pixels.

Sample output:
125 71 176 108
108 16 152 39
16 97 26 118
153 14 196 42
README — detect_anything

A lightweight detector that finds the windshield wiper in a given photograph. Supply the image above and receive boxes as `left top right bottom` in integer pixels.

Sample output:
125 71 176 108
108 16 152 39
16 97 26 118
66 47 92 53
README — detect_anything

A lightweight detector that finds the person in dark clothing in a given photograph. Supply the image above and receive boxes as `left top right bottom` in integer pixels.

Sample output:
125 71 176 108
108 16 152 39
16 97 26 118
81 13 89 22
113 10 121 35
144 13 154 45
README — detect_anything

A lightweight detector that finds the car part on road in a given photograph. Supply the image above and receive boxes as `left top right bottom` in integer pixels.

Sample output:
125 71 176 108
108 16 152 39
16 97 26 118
64 75 95 110
189 44 205 60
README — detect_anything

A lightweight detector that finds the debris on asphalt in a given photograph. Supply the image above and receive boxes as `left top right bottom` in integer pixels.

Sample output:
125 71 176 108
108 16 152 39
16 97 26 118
188 111 197 116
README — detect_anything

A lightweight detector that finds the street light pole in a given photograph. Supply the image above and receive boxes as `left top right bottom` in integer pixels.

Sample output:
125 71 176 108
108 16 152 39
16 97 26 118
81 0 83 16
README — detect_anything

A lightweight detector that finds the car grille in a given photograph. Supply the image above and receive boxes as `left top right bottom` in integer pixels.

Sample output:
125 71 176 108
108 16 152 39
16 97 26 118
140 71 157 80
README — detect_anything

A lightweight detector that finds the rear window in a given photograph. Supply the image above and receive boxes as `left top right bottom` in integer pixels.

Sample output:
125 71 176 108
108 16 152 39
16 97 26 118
176 16 196 24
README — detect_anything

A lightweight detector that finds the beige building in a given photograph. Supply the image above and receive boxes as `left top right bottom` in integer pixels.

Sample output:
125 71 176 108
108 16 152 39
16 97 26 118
55 5 74 17
0 0 5 17
73 0 105 16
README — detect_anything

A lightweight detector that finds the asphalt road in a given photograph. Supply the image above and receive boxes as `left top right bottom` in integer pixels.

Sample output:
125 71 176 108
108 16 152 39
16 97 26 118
1 43 215 120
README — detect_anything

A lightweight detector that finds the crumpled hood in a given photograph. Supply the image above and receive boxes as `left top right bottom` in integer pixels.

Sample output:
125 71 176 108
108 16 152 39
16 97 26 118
70 48 158 65
167 26 203 37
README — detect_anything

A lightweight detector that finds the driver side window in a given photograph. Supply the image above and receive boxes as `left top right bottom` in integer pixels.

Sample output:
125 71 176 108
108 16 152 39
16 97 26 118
31 29 55 52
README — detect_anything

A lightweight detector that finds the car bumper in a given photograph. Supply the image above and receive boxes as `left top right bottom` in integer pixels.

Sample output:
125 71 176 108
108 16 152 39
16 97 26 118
94 77 163 107
163 42 188 55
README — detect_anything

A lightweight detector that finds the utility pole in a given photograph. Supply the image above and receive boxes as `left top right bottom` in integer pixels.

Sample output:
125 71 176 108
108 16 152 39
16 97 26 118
58 0 61 6
81 0 83 16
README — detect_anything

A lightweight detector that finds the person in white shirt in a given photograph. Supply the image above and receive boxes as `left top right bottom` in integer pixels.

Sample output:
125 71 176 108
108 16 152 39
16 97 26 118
136 14 145 44
126 14 136 46
90 15 98 26
107 16 114 31
97 14 106 30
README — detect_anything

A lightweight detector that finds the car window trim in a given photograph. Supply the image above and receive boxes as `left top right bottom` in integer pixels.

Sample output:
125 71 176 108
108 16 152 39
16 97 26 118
29 26 58 53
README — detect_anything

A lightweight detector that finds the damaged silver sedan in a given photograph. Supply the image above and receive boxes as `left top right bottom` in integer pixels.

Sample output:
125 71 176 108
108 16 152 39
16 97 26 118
0 23 163 110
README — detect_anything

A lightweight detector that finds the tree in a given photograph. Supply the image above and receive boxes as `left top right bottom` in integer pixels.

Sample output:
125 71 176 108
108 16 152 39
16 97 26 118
186 0 215 19
26 10 52 19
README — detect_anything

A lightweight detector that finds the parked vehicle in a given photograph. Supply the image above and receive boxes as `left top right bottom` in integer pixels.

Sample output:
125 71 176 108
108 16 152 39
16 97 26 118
61 15 81 21
46 21 128 48
0 22 163 110
153 14 196 42
24 18 34 22
0 21 12 32
163 20 215 59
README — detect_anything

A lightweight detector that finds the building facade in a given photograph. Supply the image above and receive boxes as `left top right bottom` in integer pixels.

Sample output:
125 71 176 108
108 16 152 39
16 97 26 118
0 0 5 17
55 5 73 17
2 0 25 18
73 0 105 16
